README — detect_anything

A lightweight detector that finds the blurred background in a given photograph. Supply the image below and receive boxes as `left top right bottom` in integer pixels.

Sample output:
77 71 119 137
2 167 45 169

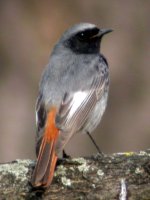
0 0 150 162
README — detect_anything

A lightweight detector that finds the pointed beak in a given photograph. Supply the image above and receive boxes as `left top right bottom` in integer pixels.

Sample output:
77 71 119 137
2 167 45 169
92 29 113 38
99 29 113 36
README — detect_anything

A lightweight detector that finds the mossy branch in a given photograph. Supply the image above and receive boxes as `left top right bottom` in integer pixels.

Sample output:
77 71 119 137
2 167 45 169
0 150 150 200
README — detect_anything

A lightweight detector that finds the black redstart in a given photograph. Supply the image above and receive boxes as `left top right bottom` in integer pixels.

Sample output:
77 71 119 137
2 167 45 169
31 23 112 188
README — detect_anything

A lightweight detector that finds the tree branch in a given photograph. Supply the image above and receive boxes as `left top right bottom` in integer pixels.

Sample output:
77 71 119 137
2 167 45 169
0 150 150 199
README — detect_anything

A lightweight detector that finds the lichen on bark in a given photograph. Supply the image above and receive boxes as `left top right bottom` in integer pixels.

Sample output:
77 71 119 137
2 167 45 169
0 150 150 200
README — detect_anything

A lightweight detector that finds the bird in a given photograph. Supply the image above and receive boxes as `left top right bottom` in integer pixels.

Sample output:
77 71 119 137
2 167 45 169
31 23 112 188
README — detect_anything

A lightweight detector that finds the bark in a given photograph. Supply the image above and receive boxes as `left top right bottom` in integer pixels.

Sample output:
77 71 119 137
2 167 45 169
0 150 150 200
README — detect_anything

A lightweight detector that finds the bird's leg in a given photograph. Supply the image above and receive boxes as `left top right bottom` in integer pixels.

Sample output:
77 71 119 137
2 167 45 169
56 150 71 167
86 131 103 155
63 150 71 159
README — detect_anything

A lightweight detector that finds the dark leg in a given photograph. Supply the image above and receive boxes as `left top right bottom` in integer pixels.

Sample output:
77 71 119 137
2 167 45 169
86 131 103 155
63 150 71 159
56 150 71 167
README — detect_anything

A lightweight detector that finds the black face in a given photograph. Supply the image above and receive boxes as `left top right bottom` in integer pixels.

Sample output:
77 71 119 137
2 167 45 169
64 27 101 54
76 27 99 41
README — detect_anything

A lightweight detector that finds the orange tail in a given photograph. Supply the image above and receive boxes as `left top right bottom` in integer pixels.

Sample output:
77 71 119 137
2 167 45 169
31 108 59 188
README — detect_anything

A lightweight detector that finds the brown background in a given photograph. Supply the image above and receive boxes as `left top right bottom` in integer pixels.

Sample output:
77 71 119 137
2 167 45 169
0 0 150 162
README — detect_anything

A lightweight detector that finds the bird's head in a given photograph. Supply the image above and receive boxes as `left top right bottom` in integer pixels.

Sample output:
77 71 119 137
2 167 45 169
57 23 113 54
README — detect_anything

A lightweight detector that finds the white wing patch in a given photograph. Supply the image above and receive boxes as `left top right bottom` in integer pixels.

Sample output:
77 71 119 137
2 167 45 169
35 110 38 126
68 91 88 118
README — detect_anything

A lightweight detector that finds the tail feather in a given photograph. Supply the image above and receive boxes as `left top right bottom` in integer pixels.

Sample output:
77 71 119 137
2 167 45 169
31 137 58 187
31 107 59 188
42 149 58 187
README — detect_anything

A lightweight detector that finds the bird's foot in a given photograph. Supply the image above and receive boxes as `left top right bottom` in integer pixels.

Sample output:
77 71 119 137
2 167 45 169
56 150 71 167
63 150 71 159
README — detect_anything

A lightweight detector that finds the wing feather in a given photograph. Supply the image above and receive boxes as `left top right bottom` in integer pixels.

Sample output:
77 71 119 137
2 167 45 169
56 71 106 133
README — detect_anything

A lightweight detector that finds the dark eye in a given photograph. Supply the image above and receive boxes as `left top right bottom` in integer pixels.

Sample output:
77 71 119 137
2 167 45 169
77 28 99 41
78 32 86 40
